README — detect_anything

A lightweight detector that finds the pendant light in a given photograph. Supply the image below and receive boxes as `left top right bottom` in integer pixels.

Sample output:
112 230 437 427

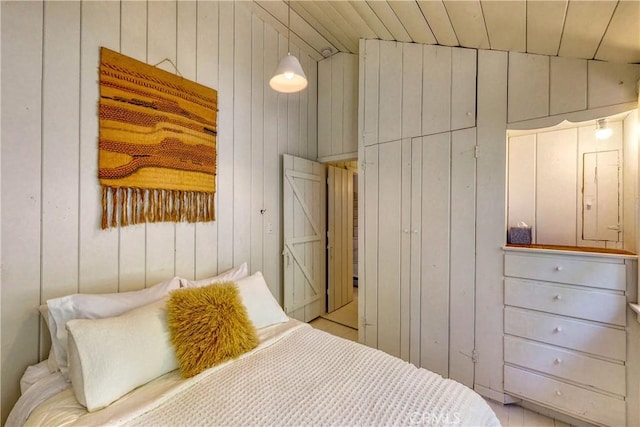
595 118 612 140
269 0 308 93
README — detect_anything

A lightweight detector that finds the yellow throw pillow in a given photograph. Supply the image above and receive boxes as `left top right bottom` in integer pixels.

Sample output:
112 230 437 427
167 282 259 378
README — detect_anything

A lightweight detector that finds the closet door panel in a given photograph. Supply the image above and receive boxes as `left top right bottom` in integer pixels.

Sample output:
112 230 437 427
363 145 379 347
449 128 477 388
343 53 359 154
317 59 332 158
400 139 412 361
331 54 345 156
422 45 451 136
587 61 640 109
362 39 379 146
451 48 477 130
410 138 423 366
377 140 403 357
419 133 451 377
550 57 587 115
507 52 549 123
474 49 508 395
402 43 423 138
378 41 403 144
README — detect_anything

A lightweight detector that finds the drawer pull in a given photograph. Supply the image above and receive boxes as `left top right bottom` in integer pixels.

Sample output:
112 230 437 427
554 294 562 300
554 327 562 333
554 358 562 365
554 266 564 272
555 390 562 396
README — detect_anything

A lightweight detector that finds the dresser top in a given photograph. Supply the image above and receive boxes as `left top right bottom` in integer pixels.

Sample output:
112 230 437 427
504 244 638 260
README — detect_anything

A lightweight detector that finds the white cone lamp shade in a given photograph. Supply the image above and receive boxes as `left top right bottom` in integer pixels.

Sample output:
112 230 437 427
270 53 308 93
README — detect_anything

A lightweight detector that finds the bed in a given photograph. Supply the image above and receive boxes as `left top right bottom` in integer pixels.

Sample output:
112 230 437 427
7 264 500 427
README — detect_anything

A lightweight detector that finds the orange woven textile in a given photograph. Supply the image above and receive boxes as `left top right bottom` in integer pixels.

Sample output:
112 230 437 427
98 47 217 228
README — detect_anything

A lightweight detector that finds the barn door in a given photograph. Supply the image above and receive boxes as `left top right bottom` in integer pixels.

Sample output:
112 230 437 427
327 166 354 313
283 155 326 322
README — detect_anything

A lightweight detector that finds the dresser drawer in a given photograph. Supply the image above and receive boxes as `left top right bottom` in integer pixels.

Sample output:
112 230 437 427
504 307 626 360
505 365 625 427
505 278 627 326
504 253 626 290
504 335 625 396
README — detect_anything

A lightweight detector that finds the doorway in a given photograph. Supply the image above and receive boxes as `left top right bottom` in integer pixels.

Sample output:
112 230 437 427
321 160 358 331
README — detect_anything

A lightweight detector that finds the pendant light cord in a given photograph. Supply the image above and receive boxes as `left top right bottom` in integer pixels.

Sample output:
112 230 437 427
287 0 291 54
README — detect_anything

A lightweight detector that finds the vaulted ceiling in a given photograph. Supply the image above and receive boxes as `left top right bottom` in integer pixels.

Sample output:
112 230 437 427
253 0 640 64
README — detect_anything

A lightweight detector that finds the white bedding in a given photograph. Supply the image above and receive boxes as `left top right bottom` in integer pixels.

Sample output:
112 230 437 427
14 320 500 427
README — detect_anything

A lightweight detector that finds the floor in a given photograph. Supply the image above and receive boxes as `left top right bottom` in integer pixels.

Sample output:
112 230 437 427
311 284 358 341
320 286 358 329
309 286 572 427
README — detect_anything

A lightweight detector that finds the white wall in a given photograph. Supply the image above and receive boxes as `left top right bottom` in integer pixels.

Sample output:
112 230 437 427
507 118 631 249
0 1 318 422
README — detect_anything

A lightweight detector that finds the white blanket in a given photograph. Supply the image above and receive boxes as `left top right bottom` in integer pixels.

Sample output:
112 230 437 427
21 322 499 426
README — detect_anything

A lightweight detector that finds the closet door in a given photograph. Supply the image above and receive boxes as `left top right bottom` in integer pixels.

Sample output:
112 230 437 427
362 139 411 358
449 128 477 388
415 133 451 377
363 132 477 385
377 141 402 357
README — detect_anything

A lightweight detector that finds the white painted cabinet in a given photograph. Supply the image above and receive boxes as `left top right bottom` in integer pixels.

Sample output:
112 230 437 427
359 37 640 413
318 52 358 162
359 40 478 392
507 53 549 123
361 129 476 388
503 247 639 427
361 41 476 147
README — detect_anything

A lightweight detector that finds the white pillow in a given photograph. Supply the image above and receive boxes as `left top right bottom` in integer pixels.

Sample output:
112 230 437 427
38 305 61 373
46 277 182 378
235 272 289 329
183 262 248 288
66 299 177 412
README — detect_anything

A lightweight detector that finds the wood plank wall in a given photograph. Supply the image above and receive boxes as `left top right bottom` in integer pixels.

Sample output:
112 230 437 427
508 120 628 250
0 1 318 422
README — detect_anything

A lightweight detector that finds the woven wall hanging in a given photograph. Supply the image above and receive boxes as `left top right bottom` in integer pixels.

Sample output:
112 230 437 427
98 47 217 228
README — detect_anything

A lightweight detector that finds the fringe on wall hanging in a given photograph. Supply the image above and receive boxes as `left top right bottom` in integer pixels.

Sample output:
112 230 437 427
97 47 218 229
101 187 215 229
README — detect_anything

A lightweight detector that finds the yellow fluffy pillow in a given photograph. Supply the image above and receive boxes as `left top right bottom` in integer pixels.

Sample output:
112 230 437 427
167 282 259 378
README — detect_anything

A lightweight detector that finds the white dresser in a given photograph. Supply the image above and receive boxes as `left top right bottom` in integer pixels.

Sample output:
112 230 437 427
503 246 638 426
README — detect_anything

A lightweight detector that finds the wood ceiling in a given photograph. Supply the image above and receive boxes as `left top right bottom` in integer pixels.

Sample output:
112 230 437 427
253 1 640 65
